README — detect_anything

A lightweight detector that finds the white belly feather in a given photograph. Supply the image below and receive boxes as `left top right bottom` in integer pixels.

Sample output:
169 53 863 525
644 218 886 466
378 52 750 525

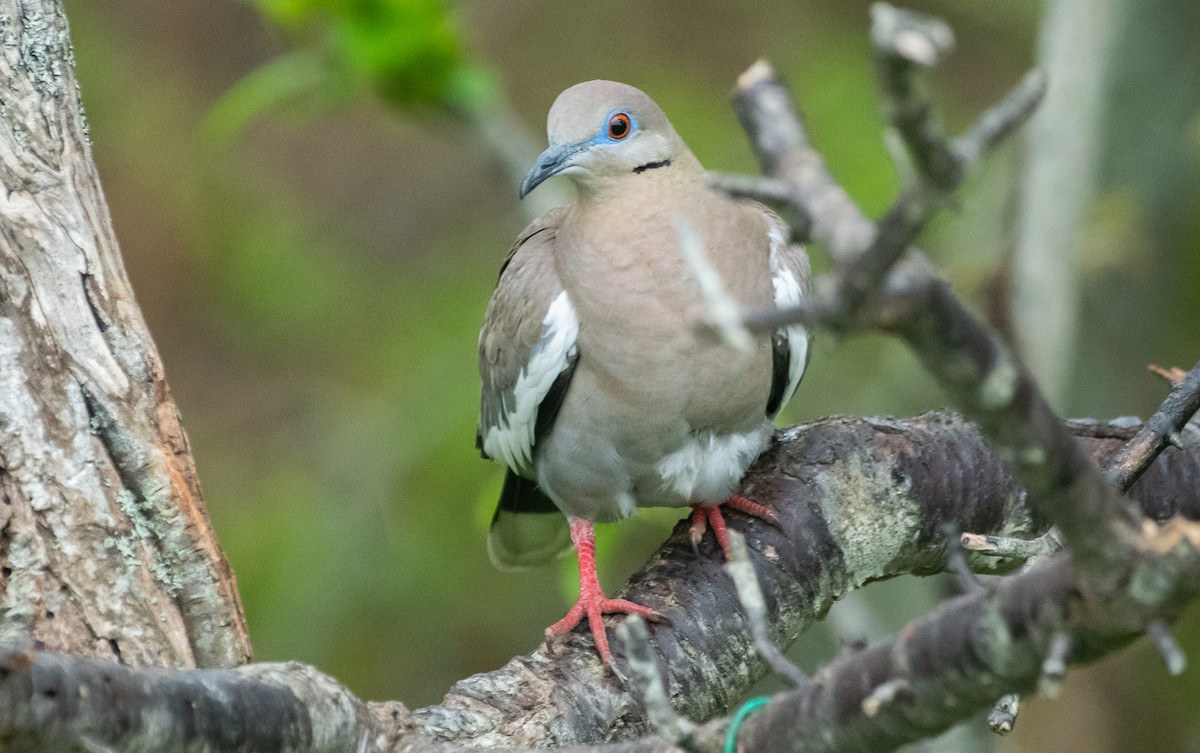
652 428 768 505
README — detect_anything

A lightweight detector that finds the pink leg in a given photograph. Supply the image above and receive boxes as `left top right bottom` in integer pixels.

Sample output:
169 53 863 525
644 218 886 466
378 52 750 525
545 519 664 665
726 494 780 525
690 494 780 559
689 505 732 557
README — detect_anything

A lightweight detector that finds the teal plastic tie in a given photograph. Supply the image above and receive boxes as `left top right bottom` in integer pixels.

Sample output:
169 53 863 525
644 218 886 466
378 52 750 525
724 696 771 753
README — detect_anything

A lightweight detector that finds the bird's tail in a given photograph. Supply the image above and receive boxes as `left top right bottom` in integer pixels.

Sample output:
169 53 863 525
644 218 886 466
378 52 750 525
487 470 572 570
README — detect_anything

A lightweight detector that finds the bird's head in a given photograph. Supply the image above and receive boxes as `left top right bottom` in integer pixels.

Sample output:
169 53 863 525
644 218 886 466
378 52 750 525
520 81 692 199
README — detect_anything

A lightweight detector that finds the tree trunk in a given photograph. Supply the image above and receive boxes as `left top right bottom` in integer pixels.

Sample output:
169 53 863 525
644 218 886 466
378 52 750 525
0 0 249 668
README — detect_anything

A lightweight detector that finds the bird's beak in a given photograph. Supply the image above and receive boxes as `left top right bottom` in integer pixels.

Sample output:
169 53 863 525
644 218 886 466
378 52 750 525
520 142 584 199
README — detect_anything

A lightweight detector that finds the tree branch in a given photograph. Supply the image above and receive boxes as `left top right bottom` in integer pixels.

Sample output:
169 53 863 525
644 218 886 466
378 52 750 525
733 58 1043 337
723 32 1200 745
1104 359 1200 490
871 3 959 187
882 277 1141 571
0 416 1196 752
4 3 1198 753
741 538 1200 753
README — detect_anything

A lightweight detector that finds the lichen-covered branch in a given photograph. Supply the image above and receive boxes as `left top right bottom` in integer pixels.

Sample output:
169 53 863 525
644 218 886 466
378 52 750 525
1 416 1195 753
0 647 385 753
741 531 1200 753
882 277 1141 571
4 2 1198 753
723 15 1200 745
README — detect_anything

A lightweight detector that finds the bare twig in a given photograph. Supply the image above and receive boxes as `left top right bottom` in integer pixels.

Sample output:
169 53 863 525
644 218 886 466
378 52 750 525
954 70 1047 164
828 67 1044 324
825 68 1044 327
970 359 1198 728
871 3 959 187
707 172 797 207
965 358 1198 569
885 278 1143 573
1037 631 1072 699
740 299 822 334
724 531 809 688
733 56 1135 575
1148 364 1189 385
618 617 696 746
732 60 880 262
725 37 1194 753
1146 619 1187 676
961 531 1059 562
741 542 1200 753
940 522 984 592
735 64 1043 338
1104 359 1200 491
708 172 813 239
676 218 754 353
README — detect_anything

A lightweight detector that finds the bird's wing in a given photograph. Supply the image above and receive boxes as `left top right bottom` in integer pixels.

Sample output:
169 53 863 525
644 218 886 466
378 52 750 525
764 212 812 419
477 208 579 477
478 209 578 569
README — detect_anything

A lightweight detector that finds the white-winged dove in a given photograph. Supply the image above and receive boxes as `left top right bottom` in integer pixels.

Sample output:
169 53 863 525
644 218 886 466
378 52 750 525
477 81 811 664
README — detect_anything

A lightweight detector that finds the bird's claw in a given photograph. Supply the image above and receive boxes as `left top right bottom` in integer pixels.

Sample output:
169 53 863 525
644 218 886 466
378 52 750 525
546 595 664 665
690 495 780 558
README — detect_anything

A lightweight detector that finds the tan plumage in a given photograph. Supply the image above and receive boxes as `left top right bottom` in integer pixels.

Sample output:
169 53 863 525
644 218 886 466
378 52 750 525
476 80 811 662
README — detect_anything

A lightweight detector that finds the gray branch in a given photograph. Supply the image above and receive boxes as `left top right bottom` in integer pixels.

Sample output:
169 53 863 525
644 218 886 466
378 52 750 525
0 416 1197 752
3 2 1198 753
1104 359 1200 490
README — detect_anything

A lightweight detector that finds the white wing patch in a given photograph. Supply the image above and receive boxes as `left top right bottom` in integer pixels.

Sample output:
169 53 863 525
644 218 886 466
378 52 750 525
768 225 809 412
482 291 579 476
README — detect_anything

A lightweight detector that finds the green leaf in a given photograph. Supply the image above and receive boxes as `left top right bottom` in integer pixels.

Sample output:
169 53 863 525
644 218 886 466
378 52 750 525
202 51 327 150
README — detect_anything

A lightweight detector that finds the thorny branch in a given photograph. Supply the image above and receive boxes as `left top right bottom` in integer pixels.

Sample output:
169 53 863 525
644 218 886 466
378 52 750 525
1104 360 1200 490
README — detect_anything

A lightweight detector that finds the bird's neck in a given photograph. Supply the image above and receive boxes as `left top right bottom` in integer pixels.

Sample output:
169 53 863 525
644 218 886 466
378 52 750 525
571 150 705 204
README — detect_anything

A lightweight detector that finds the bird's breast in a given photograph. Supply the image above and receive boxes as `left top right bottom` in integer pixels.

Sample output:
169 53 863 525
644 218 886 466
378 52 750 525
556 194 776 433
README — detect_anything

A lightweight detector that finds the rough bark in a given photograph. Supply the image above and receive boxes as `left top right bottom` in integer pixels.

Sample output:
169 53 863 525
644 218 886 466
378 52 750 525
0 0 250 667
411 415 1198 747
0 417 1195 753
2 1 1199 753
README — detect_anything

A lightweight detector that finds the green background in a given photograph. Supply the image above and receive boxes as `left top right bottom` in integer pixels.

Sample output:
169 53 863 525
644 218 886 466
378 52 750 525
62 0 1200 750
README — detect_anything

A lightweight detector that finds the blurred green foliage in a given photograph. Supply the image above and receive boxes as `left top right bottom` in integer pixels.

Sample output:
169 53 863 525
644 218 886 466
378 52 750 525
258 0 472 102
63 0 1200 749
207 0 492 146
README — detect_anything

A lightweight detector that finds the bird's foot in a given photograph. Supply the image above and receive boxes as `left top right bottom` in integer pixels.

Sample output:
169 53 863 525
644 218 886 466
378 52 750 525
690 494 780 558
726 493 780 526
689 504 731 556
545 590 664 666
546 519 666 666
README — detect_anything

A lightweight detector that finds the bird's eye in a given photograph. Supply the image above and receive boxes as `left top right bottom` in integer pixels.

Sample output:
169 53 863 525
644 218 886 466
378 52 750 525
607 112 631 140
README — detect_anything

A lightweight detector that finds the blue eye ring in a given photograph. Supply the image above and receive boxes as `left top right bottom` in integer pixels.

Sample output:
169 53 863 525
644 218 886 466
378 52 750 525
606 111 633 140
